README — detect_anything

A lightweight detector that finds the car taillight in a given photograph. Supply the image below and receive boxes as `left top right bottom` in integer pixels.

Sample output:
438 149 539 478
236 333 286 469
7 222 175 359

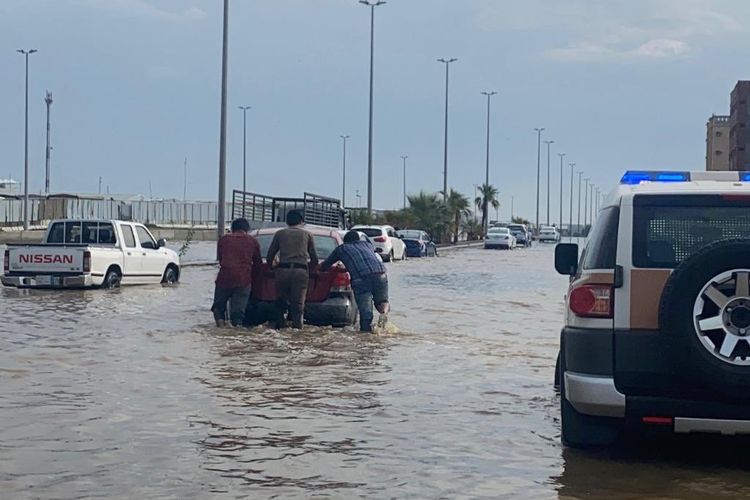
373 236 387 243
569 284 613 318
83 251 91 273
331 270 351 289
3 250 8 273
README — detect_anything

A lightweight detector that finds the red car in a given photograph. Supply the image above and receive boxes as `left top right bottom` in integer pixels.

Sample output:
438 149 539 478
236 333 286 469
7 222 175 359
244 226 358 327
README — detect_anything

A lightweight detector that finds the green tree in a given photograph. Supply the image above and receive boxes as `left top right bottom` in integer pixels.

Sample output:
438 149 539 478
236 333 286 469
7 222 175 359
462 216 483 241
444 189 472 244
511 216 531 226
407 191 450 242
474 183 500 235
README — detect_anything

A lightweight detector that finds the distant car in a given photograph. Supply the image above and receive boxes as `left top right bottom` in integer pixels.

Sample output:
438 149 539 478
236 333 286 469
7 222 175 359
397 229 438 257
351 225 406 262
485 227 516 250
507 223 531 247
539 227 560 243
245 226 357 328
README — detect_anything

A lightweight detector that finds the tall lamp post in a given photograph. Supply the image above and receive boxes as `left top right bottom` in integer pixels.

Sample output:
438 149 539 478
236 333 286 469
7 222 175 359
44 90 52 195
238 105 251 217
534 128 544 234
481 91 496 234
544 139 554 226
577 171 583 235
438 57 457 202
216 0 229 249
340 135 350 207
360 0 386 214
401 155 408 209
568 163 575 241
557 152 565 231
17 48 37 231
583 178 590 229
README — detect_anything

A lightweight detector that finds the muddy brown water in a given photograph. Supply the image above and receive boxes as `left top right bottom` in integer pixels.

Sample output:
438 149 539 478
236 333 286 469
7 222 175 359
2 242 750 499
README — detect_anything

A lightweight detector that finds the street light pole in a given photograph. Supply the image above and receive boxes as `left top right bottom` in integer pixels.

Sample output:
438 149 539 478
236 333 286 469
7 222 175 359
544 140 554 226
583 178 590 229
577 171 583 235
568 163 575 241
183 157 188 202
340 135 350 207
534 128 544 234
511 195 514 220
44 90 52 195
238 105 251 217
401 155 408 209
438 57 457 202
557 152 565 231
481 90 496 234
216 0 230 250
360 0 385 214
17 49 37 231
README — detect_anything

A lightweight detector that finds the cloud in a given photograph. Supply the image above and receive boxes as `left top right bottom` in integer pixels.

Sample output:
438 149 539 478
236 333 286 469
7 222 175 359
77 0 206 22
472 0 745 63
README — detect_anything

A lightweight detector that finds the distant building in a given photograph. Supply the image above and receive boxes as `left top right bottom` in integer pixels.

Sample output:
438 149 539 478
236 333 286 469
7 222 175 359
706 115 730 171
0 178 20 196
729 81 750 171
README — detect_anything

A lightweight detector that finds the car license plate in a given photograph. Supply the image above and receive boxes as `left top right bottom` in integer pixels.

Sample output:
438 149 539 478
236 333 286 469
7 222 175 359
35 275 52 286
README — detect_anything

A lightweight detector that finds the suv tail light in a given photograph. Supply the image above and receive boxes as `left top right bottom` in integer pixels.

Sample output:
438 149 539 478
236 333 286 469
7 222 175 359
331 270 351 292
373 236 387 243
3 250 9 273
569 284 613 318
83 251 91 273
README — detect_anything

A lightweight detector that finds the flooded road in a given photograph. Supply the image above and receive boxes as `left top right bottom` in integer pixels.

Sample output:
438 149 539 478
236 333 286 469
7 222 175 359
2 243 750 498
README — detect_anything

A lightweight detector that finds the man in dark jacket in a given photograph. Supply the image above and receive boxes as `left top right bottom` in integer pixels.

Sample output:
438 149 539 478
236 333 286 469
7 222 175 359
266 210 318 329
212 218 262 327
320 230 389 332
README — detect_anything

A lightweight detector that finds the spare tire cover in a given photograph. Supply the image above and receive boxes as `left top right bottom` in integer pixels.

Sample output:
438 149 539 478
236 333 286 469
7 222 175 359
659 238 750 400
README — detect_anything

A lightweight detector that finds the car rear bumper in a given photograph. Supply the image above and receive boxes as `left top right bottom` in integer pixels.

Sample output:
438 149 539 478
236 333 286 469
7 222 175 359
305 294 357 326
1 274 95 288
484 242 510 248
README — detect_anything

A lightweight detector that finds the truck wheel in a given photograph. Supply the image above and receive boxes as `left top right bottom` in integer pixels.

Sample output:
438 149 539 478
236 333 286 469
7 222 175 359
103 269 121 289
162 266 179 285
560 354 622 448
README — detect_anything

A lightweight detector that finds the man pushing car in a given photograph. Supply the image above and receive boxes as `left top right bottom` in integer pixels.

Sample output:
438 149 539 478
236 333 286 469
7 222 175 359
319 230 390 332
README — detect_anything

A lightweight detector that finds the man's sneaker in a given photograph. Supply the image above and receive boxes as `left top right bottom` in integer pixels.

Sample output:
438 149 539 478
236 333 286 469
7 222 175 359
376 313 389 329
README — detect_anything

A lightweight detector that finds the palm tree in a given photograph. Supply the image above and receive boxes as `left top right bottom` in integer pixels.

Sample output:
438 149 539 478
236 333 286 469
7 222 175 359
474 183 500 235
444 189 471 244
407 191 449 241
462 216 483 240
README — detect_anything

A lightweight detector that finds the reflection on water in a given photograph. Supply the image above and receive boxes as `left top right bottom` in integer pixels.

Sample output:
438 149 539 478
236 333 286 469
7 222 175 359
1 243 749 498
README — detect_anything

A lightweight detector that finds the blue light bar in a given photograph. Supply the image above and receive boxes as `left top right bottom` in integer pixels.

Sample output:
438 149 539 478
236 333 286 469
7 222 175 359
741 172 750 182
620 171 690 185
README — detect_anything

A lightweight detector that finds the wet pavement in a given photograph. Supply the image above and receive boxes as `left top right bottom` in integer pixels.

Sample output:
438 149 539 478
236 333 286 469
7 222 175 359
2 242 750 498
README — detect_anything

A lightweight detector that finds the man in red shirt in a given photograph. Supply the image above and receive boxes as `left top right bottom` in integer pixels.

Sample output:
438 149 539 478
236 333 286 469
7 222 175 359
211 218 262 327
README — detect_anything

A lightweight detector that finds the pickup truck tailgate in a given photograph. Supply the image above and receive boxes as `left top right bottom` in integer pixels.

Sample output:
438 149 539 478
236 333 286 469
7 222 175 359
7 246 85 274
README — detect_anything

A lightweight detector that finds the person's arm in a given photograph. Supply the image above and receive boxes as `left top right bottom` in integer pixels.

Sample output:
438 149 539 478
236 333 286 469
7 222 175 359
319 246 340 272
251 238 262 273
266 233 280 264
307 233 319 268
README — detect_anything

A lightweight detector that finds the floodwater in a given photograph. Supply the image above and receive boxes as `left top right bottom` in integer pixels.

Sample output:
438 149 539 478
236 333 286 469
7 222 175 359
2 242 750 499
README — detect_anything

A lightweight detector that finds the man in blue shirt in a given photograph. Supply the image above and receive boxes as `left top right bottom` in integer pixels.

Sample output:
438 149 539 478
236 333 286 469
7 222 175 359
320 230 390 332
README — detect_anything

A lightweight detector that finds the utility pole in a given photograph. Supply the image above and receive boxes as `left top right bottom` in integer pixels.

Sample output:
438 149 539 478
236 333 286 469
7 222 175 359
557 152 565 231
577 171 583 236
481 91 496 234
183 157 188 202
544 139 554 226
401 155 408 209
438 57 457 202
568 163 575 241
17 49 37 230
340 135 350 207
44 91 52 195
534 128 544 234
511 195 514 220
99 176 103 194
238 105 251 216
360 0 386 214
216 0 230 248
583 178 590 229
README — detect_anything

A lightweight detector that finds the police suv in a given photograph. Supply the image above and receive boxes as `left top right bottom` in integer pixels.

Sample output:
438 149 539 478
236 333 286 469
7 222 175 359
555 170 750 447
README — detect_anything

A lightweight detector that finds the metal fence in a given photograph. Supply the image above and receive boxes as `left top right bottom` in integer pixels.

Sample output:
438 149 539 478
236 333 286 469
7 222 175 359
0 197 232 227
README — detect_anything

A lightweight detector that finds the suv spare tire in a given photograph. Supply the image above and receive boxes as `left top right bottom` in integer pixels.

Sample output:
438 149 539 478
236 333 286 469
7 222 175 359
659 238 750 400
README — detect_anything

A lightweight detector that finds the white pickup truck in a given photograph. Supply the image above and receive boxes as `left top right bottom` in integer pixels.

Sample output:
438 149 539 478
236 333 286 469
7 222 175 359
2 219 180 289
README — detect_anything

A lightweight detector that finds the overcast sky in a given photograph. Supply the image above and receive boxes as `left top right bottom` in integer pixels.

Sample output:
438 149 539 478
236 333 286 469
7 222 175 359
1 0 749 220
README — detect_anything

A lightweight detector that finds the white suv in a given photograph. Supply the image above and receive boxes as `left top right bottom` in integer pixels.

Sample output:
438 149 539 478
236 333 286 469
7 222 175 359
351 225 406 262
555 170 750 448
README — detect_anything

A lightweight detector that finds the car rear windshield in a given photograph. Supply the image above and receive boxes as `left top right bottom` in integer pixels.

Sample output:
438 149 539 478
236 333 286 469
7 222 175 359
358 228 383 238
256 234 338 260
633 194 750 268
398 230 421 239
580 206 619 270
47 221 116 245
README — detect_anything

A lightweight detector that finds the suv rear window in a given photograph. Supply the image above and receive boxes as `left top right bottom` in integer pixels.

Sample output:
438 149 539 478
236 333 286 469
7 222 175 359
633 195 750 268
358 228 383 238
580 206 619 270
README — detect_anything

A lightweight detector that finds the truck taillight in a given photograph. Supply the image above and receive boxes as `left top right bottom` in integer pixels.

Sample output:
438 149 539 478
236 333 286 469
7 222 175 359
569 284 613 318
331 270 351 290
3 250 8 273
373 236 387 243
83 251 91 273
